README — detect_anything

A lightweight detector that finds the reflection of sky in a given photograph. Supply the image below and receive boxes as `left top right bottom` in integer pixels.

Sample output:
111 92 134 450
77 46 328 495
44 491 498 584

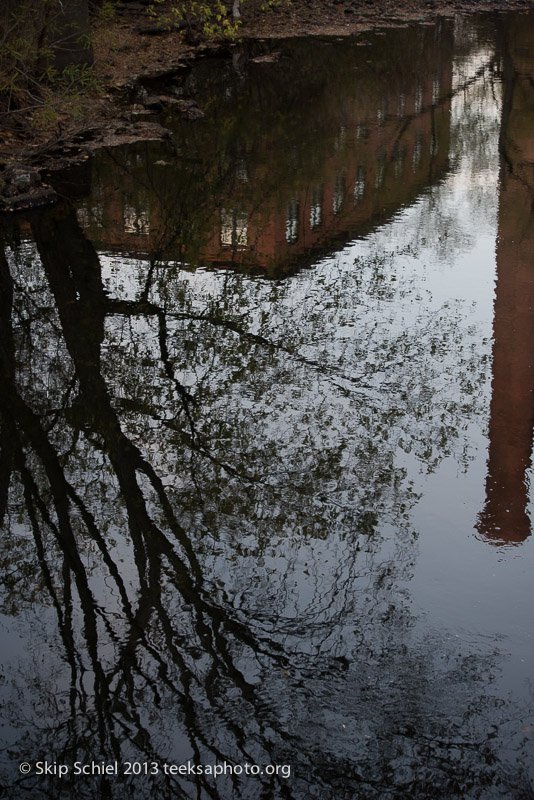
410 66 532 698
96 56 532 700
3 27 534 795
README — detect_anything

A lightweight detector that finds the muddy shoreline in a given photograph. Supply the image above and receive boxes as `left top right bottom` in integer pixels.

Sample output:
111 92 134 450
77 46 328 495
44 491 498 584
1 0 533 201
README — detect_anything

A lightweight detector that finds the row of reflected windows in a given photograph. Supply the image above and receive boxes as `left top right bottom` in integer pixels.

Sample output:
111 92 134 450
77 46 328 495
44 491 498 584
221 130 435 248
76 75 443 234
229 80 443 187
75 67 443 235
369 77 440 126
76 114 437 246
342 80 441 140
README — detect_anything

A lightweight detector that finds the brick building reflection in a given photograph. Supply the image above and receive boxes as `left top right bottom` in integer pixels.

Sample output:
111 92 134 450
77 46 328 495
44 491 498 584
202 75 451 273
74 24 453 275
476 17 534 545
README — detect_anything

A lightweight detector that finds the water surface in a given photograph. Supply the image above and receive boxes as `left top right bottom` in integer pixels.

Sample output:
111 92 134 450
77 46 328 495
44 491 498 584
1 12 534 799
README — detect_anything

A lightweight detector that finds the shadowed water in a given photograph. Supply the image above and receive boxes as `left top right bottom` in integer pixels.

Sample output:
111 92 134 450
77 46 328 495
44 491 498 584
1 13 533 800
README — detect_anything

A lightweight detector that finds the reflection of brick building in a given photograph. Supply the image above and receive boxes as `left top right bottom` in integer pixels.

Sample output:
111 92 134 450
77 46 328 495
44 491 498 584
477 18 534 545
75 27 453 274
203 78 451 273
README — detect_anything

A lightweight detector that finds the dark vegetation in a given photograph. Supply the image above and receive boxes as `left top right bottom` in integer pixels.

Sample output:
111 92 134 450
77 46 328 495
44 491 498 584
1 0 534 166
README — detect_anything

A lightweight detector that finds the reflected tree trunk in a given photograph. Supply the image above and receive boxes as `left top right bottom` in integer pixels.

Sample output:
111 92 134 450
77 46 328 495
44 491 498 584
15 204 291 795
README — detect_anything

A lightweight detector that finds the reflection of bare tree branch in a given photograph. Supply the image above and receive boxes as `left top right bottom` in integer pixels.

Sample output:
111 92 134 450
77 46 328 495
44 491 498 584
2 32 532 789
0 247 15 527
107 298 380 402
5 203 298 798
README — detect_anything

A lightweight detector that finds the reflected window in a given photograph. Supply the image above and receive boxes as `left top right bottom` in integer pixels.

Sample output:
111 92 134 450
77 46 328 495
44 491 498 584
77 206 90 227
220 209 248 248
377 95 387 124
412 133 423 170
354 166 366 202
375 152 386 189
76 206 100 228
394 146 405 178
310 185 323 229
123 205 150 235
334 125 346 151
236 158 248 183
432 76 440 104
333 172 346 215
415 85 423 114
286 198 300 244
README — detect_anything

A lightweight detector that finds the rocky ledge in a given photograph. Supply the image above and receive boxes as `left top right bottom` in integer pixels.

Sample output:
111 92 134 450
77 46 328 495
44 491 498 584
0 164 58 213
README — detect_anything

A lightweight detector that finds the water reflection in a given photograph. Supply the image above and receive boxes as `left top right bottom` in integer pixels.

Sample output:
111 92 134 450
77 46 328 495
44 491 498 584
477 15 534 545
1 13 534 800
0 201 508 800
69 23 455 273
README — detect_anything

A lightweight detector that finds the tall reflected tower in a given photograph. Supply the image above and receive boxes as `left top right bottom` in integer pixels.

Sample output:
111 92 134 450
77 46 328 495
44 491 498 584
477 16 534 545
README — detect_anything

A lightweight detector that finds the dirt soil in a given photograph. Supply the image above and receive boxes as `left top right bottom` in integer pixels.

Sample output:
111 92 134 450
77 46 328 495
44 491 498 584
1 0 533 173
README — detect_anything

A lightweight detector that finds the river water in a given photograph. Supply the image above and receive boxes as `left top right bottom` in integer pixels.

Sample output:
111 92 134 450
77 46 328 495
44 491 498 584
1 11 533 799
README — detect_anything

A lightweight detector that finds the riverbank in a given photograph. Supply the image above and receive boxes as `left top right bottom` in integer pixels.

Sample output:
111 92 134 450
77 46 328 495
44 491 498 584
1 0 533 179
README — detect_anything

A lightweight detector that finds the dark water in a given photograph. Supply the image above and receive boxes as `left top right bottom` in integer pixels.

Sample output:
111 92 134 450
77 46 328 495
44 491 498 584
1 12 534 799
